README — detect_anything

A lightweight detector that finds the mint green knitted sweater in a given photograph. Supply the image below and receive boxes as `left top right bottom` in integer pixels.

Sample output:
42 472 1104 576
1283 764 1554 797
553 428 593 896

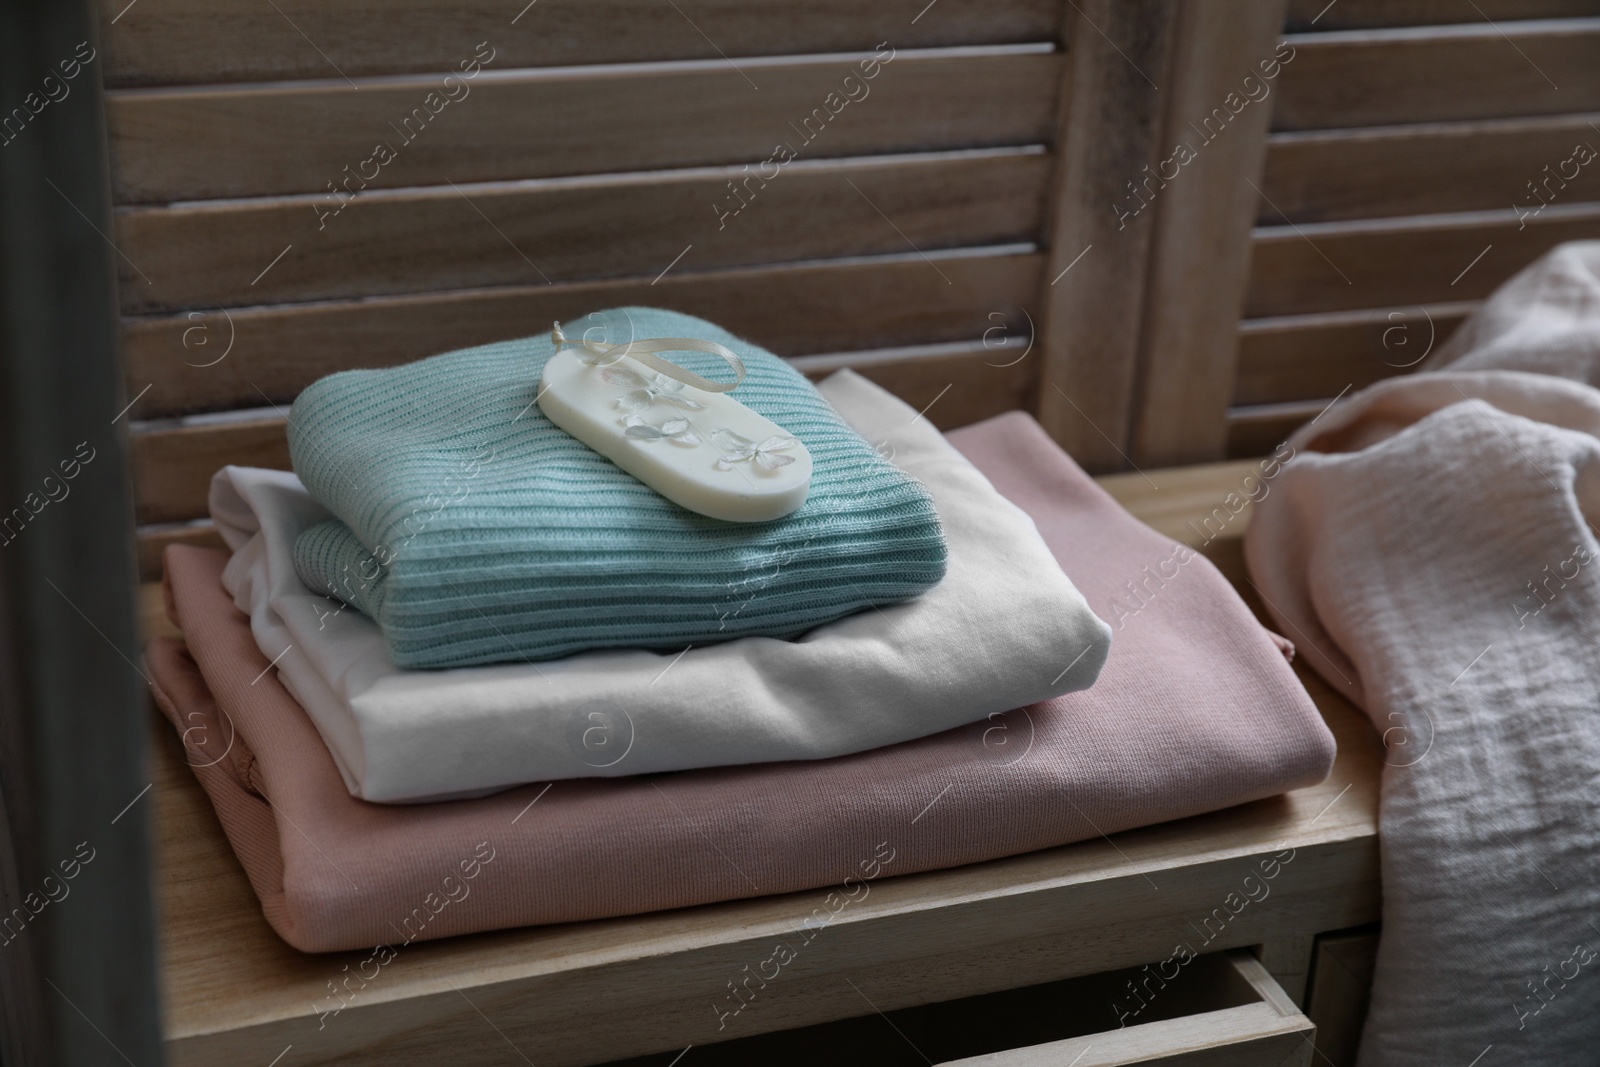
288 308 947 668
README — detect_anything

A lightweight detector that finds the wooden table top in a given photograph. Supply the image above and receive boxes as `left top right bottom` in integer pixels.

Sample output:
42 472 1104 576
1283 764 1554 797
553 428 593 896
141 459 1382 1067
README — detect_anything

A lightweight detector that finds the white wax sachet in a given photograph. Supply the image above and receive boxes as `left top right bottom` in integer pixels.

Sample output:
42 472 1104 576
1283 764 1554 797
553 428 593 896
538 324 812 523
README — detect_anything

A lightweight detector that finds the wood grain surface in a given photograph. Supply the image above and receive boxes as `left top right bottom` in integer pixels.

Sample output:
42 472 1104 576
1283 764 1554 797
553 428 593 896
99 0 1064 87
1274 20 1600 131
106 46 1062 203
115 148 1049 313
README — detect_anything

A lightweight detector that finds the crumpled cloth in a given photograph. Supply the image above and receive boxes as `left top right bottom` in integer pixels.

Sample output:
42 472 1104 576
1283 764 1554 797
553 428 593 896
1245 242 1600 1065
150 408 1333 953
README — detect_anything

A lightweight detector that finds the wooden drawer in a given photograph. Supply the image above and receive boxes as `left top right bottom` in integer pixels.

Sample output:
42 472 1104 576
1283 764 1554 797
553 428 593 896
603 950 1314 1066
1305 926 1381 1067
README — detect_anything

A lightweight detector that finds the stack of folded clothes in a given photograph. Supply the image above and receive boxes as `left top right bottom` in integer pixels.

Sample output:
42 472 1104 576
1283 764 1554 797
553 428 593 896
146 307 1336 953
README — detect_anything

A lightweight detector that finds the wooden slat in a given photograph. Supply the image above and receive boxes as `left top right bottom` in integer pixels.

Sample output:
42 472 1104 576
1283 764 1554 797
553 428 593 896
1245 201 1600 318
130 337 1037 526
1274 20 1600 131
106 46 1062 203
1034 0 1177 472
116 148 1049 314
791 339 1037 428
1226 399 1328 458
123 248 1039 419
137 522 226 582
100 0 1064 88
132 416 291 525
1261 113 1600 223
1234 303 1474 406
1287 0 1600 31
1130 0 1288 467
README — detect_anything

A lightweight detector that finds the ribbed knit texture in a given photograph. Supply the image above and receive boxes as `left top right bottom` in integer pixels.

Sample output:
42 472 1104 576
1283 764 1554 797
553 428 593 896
288 308 947 668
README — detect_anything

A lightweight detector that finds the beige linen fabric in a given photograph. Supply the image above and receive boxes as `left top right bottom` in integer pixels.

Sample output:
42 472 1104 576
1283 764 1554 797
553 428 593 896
1246 243 1600 1064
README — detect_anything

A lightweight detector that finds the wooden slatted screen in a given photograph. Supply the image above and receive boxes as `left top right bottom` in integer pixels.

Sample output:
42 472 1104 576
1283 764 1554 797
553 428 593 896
110 1 1080 573
1223 0 1600 457
117 0 1576 560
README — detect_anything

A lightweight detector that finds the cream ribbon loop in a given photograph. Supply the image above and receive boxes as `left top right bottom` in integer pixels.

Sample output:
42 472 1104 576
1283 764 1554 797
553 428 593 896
551 321 746 393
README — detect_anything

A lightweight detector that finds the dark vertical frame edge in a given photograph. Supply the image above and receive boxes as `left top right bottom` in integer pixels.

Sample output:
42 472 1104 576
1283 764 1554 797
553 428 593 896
0 0 166 1064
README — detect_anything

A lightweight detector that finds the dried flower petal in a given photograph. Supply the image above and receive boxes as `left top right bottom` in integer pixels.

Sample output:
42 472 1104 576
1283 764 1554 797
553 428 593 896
755 450 795 470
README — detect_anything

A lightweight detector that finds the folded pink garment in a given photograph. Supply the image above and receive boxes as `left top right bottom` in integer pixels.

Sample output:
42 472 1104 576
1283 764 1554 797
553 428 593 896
149 411 1334 954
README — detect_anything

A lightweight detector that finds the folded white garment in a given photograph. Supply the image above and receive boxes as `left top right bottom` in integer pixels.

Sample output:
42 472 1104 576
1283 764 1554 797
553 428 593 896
210 371 1112 802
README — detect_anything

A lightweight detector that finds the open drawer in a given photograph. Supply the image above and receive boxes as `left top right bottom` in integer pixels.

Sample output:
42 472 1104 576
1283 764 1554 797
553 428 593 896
603 950 1314 1066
